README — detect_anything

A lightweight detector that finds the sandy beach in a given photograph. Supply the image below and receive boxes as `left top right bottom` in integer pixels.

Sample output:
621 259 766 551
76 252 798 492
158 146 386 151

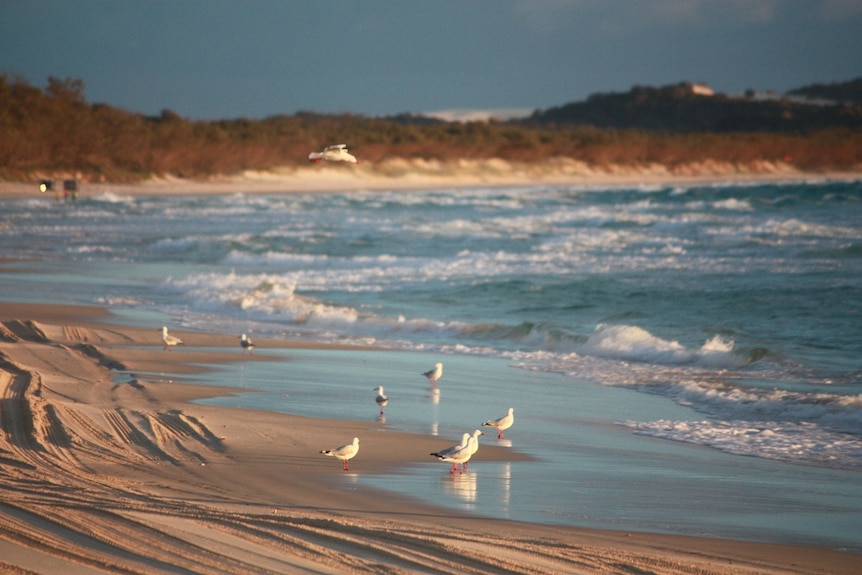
2 158 860 200
2 168 861 573
0 301 858 574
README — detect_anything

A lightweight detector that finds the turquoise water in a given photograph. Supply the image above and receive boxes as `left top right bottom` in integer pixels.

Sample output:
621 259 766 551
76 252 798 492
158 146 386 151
1 180 860 549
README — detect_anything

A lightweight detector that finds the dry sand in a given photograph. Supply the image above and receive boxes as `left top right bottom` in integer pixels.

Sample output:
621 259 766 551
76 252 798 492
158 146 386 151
0 301 858 574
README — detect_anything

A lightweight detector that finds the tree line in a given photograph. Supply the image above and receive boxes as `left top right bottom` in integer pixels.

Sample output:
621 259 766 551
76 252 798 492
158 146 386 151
1 75 860 182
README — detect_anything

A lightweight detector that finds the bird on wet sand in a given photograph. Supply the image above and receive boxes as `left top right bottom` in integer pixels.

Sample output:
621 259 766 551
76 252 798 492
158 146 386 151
482 407 514 439
422 362 443 387
373 386 388 414
431 435 477 474
162 326 183 351
320 437 360 471
239 333 255 354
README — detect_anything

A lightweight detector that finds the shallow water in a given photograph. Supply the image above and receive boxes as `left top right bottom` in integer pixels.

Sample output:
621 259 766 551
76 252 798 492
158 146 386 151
2 180 860 549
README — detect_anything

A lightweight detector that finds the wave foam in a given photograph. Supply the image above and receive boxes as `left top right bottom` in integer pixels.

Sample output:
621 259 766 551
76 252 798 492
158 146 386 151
627 419 862 470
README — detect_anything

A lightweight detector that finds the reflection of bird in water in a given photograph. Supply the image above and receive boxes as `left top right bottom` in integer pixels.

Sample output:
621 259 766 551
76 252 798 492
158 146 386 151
162 326 183 351
422 362 443 387
320 437 359 471
373 386 388 414
444 471 478 503
239 333 255 354
431 435 476 474
483 407 514 439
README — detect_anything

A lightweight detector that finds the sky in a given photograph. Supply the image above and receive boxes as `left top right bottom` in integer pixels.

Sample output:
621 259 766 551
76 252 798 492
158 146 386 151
2 1 861 120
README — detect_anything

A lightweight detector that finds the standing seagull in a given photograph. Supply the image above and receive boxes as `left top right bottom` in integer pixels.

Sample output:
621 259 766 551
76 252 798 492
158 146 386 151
421 362 443 387
320 437 360 471
308 144 358 164
239 333 255 354
482 407 514 439
373 386 388 414
162 326 183 351
431 433 470 460
431 435 476 474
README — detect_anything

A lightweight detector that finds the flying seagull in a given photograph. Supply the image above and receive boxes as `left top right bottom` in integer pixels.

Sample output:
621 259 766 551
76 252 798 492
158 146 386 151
308 144 358 164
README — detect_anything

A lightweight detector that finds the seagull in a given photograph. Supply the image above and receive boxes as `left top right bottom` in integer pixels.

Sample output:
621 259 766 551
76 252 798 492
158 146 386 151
431 435 476 474
308 144 358 164
320 437 359 471
373 386 388 414
421 362 443 387
162 326 183 351
482 407 514 439
239 333 255 354
468 429 483 457
463 429 484 470
431 432 470 459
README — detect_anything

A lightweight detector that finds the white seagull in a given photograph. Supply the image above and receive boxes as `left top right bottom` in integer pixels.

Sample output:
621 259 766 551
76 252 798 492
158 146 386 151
463 429 484 470
239 333 255 354
162 326 183 351
373 386 388 414
308 144 358 164
421 362 443 387
320 437 359 471
482 407 514 439
431 433 470 460
431 435 476 474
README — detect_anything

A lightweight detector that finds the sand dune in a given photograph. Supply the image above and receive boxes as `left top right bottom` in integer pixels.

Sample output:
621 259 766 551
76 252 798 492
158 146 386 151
0 303 858 574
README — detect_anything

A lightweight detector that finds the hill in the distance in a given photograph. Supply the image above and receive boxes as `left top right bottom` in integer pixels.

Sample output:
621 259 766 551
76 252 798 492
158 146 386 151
521 78 862 133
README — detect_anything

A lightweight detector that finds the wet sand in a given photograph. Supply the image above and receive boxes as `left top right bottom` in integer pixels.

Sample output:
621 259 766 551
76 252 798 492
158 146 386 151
0 301 858 574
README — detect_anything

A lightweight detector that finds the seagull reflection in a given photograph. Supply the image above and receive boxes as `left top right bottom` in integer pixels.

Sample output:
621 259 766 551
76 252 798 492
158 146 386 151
442 472 477 506
376 412 386 425
429 394 439 436
498 462 512 512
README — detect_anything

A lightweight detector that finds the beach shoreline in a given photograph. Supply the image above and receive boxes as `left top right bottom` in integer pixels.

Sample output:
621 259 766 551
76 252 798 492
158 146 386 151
0 301 858 574
2 159 860 199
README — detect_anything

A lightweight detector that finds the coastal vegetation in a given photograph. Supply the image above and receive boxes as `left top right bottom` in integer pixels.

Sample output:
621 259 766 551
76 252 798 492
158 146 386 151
1 74 860 182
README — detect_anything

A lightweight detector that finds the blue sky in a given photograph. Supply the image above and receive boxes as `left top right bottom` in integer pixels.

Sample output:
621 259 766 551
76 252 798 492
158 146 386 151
2 1 860 120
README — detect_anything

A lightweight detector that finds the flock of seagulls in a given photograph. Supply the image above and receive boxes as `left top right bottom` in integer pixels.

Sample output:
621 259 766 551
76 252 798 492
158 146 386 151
322 361 515 473
159 330 514 474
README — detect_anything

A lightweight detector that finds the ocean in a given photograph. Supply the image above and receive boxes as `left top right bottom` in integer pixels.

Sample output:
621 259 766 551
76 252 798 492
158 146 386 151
1 179 860 550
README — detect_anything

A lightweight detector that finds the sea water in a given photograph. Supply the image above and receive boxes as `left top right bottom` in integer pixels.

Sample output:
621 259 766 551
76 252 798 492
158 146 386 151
1 180 860 550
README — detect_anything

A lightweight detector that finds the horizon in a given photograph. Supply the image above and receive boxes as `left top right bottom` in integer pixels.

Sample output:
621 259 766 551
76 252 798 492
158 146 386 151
2 2 861 120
